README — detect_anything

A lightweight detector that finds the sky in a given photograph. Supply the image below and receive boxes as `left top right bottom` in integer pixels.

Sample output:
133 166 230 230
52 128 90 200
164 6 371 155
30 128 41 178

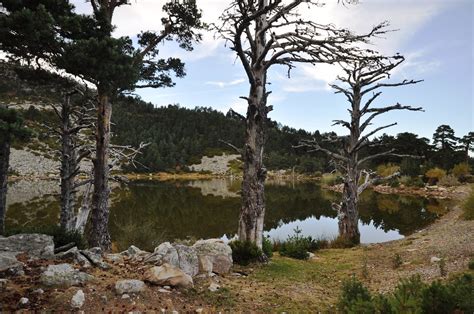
72 0 473 141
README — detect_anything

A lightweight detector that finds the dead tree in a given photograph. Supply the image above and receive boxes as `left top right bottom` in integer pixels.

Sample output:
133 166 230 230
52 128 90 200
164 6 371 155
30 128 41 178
47 90 95 231
299 55 423 245
217 0 389 248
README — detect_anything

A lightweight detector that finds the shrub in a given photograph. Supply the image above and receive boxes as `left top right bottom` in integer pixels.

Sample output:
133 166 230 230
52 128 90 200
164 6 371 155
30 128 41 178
438 174 460 187
469 258 474 270
337 273 474 313
376 163 400 177
389 178 400 188
462 187 474 220
338 276 373 313
277 227 324 260
425 167 446 185
262 236 273 258
5 225 87 249
392 253 403 269
229 240 262 266
452 162 471 181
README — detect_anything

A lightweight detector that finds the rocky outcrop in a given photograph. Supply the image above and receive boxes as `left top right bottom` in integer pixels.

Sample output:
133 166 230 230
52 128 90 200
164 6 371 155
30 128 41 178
144 242 199 277
192 239 233 274
40 263 94 287
0 234 54 259
71 290 85 309
0 234 54 274
189 154 240 175
144 264 193 288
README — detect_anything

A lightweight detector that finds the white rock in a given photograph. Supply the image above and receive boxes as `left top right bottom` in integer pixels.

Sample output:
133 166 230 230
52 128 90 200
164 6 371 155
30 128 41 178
208 282 220 292
19 297 29 306
121 294 131 299
71 290 85 309
115 279 146 294
431 256 442 263
144 263 193 288
192 239 233 274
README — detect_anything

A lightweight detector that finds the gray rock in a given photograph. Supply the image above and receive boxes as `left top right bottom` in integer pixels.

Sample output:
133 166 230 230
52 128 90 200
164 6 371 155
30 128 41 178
121 293 130 299
144 243 199 277
144 263 193 288
115 279 146 295
71 290 85 309
121 246 149 261
0 252 23 274
80 248 110 270
40 263 94 287
105 253 124 263
19 297 29 307
0 234 54 259
56 247 91 268
175 244 199 277
33 288 44 295
192 239 233 274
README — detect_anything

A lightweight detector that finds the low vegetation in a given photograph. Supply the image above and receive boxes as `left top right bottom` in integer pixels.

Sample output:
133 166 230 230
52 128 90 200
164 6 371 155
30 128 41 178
462 187 474 220
338 274 474 313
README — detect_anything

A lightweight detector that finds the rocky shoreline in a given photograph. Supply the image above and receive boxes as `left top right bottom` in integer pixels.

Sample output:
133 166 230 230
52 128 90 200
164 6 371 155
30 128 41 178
0 235 233 312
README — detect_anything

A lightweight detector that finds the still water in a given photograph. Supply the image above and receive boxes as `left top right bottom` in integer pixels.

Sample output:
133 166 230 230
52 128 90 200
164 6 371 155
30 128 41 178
6 179 450 251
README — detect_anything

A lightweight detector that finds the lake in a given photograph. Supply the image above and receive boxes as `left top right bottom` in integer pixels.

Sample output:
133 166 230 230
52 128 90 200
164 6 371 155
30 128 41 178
5 179 450 251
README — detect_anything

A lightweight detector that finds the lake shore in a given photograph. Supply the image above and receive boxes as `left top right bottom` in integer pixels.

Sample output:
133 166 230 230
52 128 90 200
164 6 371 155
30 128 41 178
1 185 472 311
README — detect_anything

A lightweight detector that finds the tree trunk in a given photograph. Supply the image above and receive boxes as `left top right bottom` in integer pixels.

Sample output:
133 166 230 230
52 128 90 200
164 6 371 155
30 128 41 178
59 99 78 231
0 139 11 235
338 160 361 245
89 92 112 250
238 72 267 248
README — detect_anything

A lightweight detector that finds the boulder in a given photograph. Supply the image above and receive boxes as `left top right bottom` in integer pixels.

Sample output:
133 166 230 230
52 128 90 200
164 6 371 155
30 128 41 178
105 253 124 264
115 279 146 295
40 263 94 287
144 243 199 277
0 252 23 274
192 239 233 274
71 289 85 309
0 234 54 259
144 263 193 288
56 247 91 268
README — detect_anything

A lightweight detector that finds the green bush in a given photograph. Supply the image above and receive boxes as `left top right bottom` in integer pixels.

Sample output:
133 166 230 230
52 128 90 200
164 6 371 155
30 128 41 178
277 227 326 260
337 274 474 313
468 258 474 270
338 276 373 313
262 236 273 258
462 187 474 220
229 240 262 266
399 176 425 188
377 163 400 177
5 225 87 249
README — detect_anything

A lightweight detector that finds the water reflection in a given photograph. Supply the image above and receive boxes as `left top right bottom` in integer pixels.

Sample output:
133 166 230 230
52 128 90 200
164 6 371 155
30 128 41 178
5 179 450 251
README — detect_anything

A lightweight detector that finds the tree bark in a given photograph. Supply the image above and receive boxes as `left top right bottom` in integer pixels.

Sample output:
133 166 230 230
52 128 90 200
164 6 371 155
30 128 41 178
0 139 11 235
238 69 268 248
338 166 361 245
59 99 78 231
89 91 112 250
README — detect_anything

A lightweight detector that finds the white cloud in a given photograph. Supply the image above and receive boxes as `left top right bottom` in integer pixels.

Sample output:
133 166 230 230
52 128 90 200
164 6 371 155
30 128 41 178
205 78 245 88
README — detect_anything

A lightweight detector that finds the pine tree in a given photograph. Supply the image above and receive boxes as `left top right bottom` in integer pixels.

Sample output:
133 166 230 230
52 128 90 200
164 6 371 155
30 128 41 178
0 107 31 235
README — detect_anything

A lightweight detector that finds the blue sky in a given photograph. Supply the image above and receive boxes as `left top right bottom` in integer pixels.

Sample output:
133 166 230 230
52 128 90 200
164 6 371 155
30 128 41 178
73 0 473 141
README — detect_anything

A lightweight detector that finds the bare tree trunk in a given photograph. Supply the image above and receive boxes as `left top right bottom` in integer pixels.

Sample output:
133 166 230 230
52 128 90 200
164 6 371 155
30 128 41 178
338 166 361 245
89 92 112 250
59 99 78 231
238 70 268 248
0 139 10 235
